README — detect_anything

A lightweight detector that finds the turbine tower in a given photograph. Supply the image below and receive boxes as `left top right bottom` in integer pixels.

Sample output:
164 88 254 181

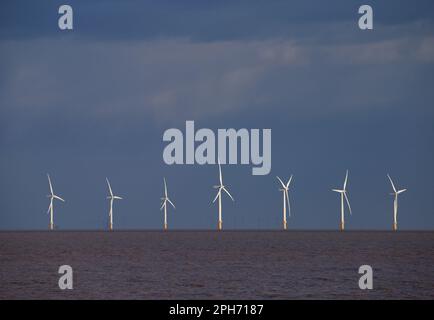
332 170 352 231
106 178 123 231
46 174 65 230
387 174 407 231
213 158 234 231
276 175 293 230
160 177 175 230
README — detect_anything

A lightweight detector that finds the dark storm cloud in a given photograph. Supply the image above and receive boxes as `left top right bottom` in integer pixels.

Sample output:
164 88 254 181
1 35 433 131
1 0 434 42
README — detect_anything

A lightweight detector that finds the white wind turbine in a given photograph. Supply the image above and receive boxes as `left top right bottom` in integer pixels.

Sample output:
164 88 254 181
160 178 175 230
106 178 123 231
213 158 234 231
276 175 293 230
46 174 65 230
387 174 407 231
332 170 352 231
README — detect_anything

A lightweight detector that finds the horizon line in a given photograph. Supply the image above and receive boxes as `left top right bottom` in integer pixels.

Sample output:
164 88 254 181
0 228 433 232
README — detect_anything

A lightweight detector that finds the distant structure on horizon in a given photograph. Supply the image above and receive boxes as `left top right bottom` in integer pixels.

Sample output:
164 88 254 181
276 175 293 230
46 174 65 230
160 178 175 230
332 170 352 231
212 158 234 231
37 170 412 231
387 174 407 231
106 178 123 231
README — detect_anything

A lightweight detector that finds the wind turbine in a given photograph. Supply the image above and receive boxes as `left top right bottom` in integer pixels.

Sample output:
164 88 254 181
213 158 234 231
106 178 123 231
276 175 293 230
387 174 407 231
332 170 352 231
46 174 65 230
160 178 175 230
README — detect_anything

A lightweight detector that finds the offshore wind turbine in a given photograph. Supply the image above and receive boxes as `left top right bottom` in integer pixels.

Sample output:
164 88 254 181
160 178 175 230
332 170 352 231
106 178 123 231
46 174 65 230
276 175 293 230
213 158 234 231
387 174 407 231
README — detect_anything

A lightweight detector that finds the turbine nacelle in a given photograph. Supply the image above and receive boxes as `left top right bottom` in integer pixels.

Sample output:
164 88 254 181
276 175 292 191
390 189 407 196
160 197 176 210
107 195 123 199
332 189 345 193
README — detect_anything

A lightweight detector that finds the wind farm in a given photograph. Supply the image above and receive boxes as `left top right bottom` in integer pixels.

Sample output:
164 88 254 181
106 178 123 231
46 174 65 230
276 175 293 230
212 159 234 231
387 174 407 231
36 168 416 231
332 170 352 231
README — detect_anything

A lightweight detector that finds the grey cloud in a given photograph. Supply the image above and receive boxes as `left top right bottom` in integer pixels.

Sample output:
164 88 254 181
1 34 433 131
2 0 434 42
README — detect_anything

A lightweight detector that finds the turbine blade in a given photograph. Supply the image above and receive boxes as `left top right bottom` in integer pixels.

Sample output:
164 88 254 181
167 198 176 209
332 189 343 193
106 178 113 196
276 176 286 189
218 158 223 186
387 174 397 193
47 203 52 214
163 177 168 198
47 174 54 195
344 192 352 215
53 195 65 202
286 175 293 188
397 189 407 194
160 201 166 210
343 170 349 190
222 187 234 201
212 190 221 203
113 196 122 200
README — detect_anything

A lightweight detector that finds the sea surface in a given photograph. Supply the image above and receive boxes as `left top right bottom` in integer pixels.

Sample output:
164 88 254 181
0 231 433 299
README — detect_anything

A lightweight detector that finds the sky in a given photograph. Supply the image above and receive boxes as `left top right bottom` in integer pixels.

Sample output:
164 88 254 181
0 0 433 230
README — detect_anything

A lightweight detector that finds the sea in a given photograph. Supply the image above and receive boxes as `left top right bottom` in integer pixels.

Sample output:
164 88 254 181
0 231 433 299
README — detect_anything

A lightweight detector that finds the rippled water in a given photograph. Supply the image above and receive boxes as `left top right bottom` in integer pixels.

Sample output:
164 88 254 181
0 231 433 299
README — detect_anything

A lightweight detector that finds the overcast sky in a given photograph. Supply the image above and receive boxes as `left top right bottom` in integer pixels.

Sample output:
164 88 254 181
1 0 433 230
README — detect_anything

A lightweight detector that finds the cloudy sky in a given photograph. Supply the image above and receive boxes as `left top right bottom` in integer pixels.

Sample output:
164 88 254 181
1 0 433 230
